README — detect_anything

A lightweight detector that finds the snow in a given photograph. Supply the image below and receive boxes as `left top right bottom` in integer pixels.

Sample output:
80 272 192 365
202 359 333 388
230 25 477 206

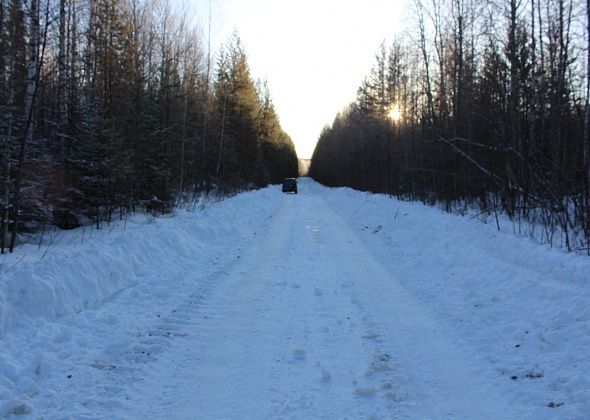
1 178 589 418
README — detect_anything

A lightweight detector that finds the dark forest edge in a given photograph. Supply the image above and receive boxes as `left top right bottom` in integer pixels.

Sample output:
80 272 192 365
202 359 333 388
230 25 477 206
0 0 298 253
310 0 590 254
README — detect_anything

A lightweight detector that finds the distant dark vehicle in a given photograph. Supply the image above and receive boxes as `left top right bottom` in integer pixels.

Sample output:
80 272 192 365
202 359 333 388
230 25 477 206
282 178 297 194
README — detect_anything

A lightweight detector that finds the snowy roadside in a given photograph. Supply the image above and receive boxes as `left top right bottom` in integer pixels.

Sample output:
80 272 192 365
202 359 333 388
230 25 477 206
1 179 589 418
0 186 283 417
318 182 590 418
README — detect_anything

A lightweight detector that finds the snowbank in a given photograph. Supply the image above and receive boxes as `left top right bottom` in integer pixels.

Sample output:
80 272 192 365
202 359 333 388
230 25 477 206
0 186 284 417
0 187 279 337
2 179 589 418
315 182 590 418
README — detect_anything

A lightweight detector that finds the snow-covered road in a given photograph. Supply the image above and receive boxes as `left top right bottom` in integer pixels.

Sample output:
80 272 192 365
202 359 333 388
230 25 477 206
2 179 589 419
128 185 523 419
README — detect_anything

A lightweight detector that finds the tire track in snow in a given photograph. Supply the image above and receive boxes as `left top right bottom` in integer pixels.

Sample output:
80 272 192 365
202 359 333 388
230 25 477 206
304 187 527 419
124 180 526 419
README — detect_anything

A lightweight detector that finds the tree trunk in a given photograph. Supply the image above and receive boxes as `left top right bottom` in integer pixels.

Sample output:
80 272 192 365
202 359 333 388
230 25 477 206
585 0 590 242
415 0 434 122
179 77 188 195
586 0 590 186
538 0 546 142
0 0 5 89
58 0 68 137
9 0 40 252
525 0 537 214
1 159 9 254
216 90 228 175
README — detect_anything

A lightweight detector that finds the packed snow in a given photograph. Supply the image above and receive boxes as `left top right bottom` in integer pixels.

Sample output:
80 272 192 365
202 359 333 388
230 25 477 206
0 178 589 419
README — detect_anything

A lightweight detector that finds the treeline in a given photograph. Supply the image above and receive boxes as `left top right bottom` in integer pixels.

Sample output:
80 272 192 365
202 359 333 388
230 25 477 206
0 0 298 252
310 0 590 252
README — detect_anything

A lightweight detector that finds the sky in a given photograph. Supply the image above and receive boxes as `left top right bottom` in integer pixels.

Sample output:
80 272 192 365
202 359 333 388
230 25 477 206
191 0 410 158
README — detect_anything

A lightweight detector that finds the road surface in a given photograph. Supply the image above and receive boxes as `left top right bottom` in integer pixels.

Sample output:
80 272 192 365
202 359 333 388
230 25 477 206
118 180 524 419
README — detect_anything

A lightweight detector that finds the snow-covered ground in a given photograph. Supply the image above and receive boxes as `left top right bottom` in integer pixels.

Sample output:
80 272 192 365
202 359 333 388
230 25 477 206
1 178 589 419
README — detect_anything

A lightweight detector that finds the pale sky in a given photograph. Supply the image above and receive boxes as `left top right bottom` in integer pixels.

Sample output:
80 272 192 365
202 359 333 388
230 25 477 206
191 0 409 158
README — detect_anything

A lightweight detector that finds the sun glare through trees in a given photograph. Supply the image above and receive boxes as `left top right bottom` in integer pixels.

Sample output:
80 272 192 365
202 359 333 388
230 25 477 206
388 105 401 123
310 0 590 254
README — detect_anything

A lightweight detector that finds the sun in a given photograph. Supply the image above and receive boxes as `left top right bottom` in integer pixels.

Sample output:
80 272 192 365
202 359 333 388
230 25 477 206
388 105 401 122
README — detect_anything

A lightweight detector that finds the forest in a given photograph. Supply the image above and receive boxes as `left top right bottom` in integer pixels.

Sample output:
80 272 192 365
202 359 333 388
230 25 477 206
310 0 590 253
0 0 298 253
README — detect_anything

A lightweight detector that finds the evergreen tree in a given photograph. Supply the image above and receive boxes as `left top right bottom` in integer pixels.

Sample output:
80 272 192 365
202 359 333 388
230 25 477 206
0 0 297 251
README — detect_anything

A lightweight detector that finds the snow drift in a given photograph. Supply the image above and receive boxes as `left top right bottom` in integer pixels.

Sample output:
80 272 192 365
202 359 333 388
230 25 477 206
0 188 279 337
1 179 589 418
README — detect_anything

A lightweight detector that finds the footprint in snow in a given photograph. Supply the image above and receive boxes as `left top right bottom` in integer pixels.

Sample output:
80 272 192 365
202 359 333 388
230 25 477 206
366 352 392 377
292 348 306 360
8 402 32 416
354 386 376 398
361 332 382 342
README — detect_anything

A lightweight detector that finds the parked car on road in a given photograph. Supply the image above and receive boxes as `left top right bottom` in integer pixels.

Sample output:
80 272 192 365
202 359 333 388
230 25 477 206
282 178 297 194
